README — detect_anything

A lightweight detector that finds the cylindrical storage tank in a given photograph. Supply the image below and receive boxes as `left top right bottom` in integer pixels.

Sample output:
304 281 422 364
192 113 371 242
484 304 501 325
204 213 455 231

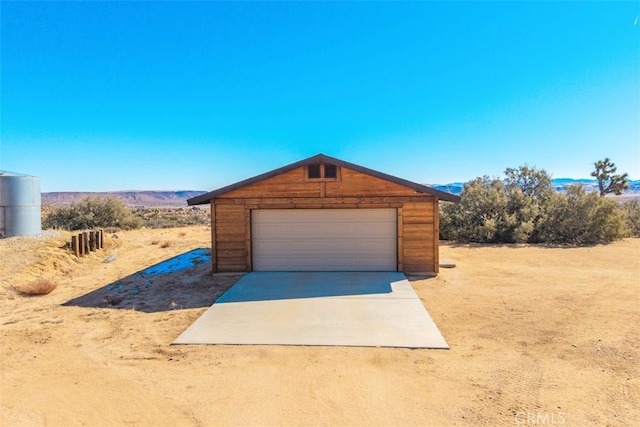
0 172 42 237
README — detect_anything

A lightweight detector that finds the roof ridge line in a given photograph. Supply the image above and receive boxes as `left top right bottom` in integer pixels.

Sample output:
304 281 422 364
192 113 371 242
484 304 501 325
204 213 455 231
187 154 460 205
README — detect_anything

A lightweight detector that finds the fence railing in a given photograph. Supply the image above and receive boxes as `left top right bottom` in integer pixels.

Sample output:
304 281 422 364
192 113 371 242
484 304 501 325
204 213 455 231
71 230 104 257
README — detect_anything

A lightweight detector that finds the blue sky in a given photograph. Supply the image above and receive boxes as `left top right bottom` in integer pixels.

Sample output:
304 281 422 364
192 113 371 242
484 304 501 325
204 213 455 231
1 1 638 192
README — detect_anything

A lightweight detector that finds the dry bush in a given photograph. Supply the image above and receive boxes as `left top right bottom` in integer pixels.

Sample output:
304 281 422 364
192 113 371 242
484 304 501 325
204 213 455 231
150 240 160 245
536 186 627 244
620 199 640 237
160 241 172 248
130 206 210 229
440 166 630 245
178 231 187 237
43 196 142 231
13 279 58 296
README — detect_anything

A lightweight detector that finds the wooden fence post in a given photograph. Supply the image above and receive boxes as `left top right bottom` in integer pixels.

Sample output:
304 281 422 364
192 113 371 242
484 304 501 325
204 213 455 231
71 230 105 257
83 232 89 254
71 235 79 257
78 233 85 257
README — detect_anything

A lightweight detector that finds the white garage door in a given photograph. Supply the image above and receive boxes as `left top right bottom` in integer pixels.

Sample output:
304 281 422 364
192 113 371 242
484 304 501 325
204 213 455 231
252 209 397 271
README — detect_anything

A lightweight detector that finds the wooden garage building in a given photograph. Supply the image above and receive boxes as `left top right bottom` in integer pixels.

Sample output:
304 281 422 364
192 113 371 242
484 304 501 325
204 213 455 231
188 154 459 275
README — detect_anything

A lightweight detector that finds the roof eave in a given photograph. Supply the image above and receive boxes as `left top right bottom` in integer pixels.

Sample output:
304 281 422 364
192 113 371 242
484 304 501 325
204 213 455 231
187 154 327 205
187 153 461 204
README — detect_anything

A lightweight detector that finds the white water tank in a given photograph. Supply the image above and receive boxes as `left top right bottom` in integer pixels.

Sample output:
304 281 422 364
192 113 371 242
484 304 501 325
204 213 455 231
0 171 42 237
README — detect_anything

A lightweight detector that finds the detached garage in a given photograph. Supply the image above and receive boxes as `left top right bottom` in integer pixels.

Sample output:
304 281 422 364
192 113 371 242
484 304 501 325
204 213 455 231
188 154 459 274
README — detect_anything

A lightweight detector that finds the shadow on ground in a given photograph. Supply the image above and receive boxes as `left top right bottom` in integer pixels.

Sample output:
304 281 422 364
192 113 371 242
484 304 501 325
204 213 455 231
215 272 398 303
63 249 243 313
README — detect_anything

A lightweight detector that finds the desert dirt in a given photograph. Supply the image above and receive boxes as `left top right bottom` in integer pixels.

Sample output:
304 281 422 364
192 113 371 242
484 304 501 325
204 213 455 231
1 226 638 426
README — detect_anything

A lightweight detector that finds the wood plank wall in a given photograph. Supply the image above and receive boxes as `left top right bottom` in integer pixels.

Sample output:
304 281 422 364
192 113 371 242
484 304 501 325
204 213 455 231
210 166 439 274
213 203 248 272
401 202 437 274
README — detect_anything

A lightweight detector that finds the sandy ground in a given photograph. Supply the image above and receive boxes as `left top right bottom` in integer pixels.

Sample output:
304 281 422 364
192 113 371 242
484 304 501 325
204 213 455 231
1 226 638 426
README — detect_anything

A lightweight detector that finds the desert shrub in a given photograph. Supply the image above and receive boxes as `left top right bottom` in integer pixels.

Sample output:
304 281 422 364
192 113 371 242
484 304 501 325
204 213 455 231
440 177 533 243
13 278 57 296
43 196 143 231
620 200 640 237
440 176 508 243
440 166 553 243
440 166 630 245
131 206 210 228
537 185 627 244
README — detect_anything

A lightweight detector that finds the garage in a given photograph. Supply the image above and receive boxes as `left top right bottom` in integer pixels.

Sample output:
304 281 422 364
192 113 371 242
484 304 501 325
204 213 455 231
187 153 459 274
252 208 397 271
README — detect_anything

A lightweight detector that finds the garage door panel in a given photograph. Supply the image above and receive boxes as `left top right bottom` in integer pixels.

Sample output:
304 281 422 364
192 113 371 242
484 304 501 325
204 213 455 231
252 209 396 271
253 223 358 238
253 222 392 239
257 256 394 272
253 238 394 256
275 209 395 222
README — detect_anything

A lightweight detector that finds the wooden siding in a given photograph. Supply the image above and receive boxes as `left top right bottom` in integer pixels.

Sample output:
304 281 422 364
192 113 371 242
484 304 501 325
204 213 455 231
326 168 421 197
210 165 439 274
219 169 316 198
218 167 419 199
213 203 248 272
400 201 436 274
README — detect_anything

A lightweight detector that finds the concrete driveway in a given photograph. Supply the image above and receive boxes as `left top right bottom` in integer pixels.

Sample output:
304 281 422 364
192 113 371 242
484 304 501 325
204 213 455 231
173 272 448 349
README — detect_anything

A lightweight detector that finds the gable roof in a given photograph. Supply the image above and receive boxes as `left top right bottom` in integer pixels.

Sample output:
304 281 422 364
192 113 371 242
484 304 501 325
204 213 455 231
187 153 461 205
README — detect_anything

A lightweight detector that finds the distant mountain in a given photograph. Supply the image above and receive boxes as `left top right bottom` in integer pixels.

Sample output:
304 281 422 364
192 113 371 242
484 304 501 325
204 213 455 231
433 179 640 196
43 178 640 207
432 183 466 195
42 191 207 207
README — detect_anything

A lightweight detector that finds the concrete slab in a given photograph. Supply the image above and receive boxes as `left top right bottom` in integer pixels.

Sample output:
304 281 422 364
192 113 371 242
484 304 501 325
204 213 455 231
439 259 457 268
173 272 449 349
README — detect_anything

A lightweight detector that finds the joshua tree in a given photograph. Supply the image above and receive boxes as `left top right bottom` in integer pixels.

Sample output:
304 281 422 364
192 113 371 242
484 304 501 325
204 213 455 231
591 158 629 196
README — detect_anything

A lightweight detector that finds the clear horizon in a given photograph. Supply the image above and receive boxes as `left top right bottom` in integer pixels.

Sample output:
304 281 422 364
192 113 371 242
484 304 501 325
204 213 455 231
33 176 640 194
1 2 638 192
